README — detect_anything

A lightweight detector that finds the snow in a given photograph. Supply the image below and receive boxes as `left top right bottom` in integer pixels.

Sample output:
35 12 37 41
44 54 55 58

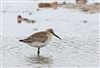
1 1 100 68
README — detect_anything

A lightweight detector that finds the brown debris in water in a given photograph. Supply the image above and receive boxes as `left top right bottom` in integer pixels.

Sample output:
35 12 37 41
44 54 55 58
38 1 100 14
38 2 58 9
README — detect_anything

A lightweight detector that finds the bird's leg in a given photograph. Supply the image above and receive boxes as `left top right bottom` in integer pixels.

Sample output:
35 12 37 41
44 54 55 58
37 47 40 57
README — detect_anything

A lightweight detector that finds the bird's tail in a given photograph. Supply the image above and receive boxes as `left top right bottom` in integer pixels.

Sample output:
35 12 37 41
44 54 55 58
19 39 24 42
19 39 31 43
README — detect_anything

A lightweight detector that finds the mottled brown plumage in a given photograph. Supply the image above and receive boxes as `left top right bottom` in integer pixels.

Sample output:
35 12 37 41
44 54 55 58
19 28 62 56
21 31 48 43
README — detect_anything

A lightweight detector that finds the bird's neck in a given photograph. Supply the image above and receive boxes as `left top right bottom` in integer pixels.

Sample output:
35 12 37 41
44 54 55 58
46 32 52 38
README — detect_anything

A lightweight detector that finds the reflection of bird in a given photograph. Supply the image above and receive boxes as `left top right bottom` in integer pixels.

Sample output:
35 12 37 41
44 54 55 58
17 15 35 23
19 28 62 57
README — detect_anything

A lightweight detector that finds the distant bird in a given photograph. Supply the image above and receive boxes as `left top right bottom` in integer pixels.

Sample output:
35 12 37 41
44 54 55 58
19 28 62 57
17 15 36 23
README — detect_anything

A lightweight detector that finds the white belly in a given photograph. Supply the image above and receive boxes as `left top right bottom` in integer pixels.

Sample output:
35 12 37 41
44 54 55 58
28 38 51 48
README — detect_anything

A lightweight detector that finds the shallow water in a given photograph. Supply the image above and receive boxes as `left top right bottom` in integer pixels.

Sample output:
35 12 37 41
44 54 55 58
1 2 99 68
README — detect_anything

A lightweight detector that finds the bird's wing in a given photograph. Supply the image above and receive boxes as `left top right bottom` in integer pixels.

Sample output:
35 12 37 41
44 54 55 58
24 32 48 43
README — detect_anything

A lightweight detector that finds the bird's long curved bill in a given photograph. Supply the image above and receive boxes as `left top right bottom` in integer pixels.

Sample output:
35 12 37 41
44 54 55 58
53 33 62 40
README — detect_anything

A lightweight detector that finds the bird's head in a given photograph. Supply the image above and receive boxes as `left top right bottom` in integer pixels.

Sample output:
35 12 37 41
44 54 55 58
17 15 22 18
46 28 62 40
